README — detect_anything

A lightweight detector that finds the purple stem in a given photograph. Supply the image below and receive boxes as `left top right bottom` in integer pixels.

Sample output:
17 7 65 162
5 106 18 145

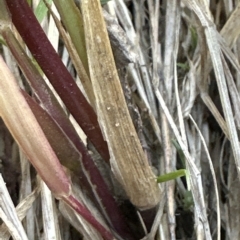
62 194 115 240
2 28 134 239
23 91 134 239
5 0 110 162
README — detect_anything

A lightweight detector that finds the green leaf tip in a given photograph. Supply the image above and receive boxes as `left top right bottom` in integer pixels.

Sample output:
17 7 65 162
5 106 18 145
100 0 111 5
157 169 187 183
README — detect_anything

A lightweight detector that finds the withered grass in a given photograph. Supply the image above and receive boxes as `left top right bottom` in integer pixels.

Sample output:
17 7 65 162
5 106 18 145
1 0 240 239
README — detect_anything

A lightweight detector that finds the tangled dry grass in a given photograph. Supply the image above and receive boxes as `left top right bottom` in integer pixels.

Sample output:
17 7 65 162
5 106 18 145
1 0 240 239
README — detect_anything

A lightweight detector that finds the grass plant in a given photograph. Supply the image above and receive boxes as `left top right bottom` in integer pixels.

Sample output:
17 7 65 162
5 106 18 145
0 0 240 239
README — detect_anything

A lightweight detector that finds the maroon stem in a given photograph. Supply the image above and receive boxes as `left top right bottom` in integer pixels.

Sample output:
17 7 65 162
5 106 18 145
62 195 115 240
23 91 134 239
2 28 134 239
5 0 110 162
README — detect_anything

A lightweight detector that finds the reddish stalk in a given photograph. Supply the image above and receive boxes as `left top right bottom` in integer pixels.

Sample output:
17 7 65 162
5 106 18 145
0 55 114 239
23 91 134 239
62 195 115 240
1 28 134 239
5 0 110 162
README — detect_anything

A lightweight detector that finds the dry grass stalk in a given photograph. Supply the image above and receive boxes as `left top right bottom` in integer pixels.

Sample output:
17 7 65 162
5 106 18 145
0 174 28 240
81 0 161 210
2 0 240 239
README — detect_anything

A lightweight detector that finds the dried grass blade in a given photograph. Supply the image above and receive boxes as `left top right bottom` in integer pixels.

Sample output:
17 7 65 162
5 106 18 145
222 56 240 129
189 0 240 183
163 0 180 101
220 1 240 48
0 174 28 240
153 86 211 239
0 208 23 240
189 115 220 240
114 0 158 117
0 187 40 239
184 1 240 239
59 201 104 240
200 92 229 138
81 0 161 210
40 181 61 240
19 151 34 239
